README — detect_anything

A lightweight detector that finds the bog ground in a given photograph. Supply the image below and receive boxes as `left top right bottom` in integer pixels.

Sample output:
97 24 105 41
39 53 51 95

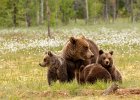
0 23 140 99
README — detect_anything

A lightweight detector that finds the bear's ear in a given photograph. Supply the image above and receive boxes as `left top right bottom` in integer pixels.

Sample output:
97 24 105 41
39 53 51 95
48 51 53 57
99 50 104 55
70 36 77 44
45 51 48 54
109 51 113 55
45 51 47 54
80 35 86 39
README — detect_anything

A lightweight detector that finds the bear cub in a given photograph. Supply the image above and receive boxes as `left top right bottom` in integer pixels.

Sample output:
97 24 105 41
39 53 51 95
97 50 122 83
39 51 68 85
79 64 112 84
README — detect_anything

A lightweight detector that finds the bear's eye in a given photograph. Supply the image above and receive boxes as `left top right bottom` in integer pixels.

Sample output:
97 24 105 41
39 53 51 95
44 58 47 62
103 57 106 60
84 46 88 50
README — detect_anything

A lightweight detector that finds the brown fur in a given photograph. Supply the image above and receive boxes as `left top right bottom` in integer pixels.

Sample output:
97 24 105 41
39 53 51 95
61 36 99 82
39 51 68 85
79 64 112 84
97 50 122 83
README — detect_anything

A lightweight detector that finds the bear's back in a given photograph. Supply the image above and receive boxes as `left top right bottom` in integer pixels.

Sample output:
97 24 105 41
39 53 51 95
83 64 112 84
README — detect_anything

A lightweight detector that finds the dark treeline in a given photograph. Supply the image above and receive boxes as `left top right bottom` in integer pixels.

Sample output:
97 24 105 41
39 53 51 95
0 0 140 27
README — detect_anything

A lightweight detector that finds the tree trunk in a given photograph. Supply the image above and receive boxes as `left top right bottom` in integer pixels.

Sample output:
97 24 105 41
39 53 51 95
112 0 116 23
85 0 89 24
13 2 17 27
130 0 134 23
46 0 51 38
125 0 134 22
116 0 119 19
35 0 40 25
62 10 65 23
61 0 65 23
25 0 31 27
102 83 119 95
40 0 44 24
74 0 78 23
55 0 58 26
25 14 31 27
103 0 109 22
75 14 77 23
37 8 40 25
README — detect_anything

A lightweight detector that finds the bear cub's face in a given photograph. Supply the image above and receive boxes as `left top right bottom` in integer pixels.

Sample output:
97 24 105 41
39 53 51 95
70 36 94 60
98 50 113 68
39 51 56 67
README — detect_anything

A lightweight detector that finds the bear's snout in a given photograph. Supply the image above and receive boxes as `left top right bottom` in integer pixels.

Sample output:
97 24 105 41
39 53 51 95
39 63 42 66
39 62 46 67
86 49 94 59
105 60 109 65
90 53 94 58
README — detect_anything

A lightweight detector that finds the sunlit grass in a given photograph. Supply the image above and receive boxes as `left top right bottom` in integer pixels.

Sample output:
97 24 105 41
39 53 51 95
0 24 140 99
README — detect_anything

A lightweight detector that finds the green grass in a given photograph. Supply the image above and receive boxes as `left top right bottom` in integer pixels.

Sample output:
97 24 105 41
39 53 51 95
0 22 140 99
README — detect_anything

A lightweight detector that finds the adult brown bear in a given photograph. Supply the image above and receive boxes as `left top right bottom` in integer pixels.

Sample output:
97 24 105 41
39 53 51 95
61 36 99 82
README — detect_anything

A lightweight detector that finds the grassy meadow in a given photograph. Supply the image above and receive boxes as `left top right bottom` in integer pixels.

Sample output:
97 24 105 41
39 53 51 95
0 22 140 99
